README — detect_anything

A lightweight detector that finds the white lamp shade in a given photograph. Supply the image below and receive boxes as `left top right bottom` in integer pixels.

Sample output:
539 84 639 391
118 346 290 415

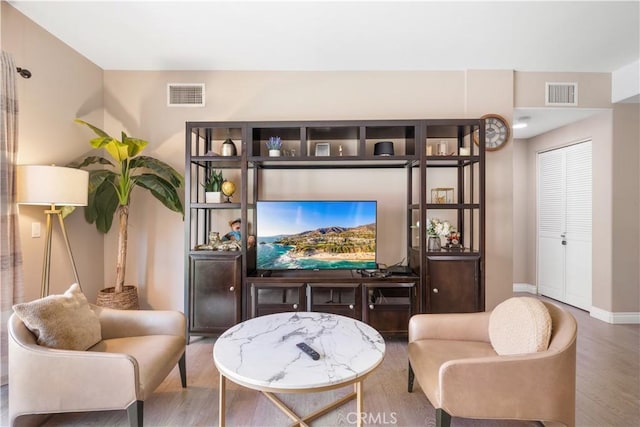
17 165 89 206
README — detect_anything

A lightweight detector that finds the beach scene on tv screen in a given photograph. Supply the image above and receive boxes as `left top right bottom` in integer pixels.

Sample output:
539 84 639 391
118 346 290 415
257 201 377 270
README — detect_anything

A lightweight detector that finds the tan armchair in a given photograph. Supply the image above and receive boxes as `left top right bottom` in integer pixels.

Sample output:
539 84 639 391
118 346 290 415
8 305 186 427
408 300 577 427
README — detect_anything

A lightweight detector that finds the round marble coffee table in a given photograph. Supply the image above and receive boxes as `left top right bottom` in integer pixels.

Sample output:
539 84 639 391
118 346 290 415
214 312 385 427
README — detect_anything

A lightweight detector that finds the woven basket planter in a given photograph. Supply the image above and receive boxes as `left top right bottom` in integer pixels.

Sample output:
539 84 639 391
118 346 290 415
96 285 140 310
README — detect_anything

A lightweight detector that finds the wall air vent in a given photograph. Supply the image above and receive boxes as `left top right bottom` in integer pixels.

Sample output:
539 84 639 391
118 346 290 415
545 82 578 106
167 83 205 107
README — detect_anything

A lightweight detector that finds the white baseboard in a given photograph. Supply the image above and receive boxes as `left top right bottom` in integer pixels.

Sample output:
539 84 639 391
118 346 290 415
513 283 537 294
512 284 640 324
590 306 640 324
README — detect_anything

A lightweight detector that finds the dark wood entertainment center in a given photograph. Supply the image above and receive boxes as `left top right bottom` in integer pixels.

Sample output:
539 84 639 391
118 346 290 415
185 119 485 339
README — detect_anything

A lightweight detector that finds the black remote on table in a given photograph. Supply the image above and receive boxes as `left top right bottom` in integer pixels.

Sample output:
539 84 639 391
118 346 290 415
296 342 320 360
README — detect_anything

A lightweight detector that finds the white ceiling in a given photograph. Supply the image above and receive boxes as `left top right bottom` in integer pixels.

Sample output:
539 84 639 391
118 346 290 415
9 0 640 138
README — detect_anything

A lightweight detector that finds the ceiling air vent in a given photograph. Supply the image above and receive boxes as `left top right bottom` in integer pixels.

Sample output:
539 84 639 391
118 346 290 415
545 82 578 106
167 83 205 107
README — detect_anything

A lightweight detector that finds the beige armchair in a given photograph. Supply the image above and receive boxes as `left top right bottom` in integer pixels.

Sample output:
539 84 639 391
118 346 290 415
9 305 186 427
408 300 577 427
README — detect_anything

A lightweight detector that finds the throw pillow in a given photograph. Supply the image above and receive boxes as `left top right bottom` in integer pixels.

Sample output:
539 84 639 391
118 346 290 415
12 283 102 350
488 297 552 356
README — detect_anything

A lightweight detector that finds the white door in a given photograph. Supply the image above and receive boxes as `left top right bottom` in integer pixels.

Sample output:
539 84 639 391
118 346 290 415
537 141 592 310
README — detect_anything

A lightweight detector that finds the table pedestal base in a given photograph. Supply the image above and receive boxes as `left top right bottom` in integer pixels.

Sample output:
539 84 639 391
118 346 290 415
219 375 365 427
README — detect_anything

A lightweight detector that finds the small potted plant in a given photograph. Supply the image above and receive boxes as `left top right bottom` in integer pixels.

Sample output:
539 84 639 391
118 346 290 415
266 136 282 157
203 170 224 203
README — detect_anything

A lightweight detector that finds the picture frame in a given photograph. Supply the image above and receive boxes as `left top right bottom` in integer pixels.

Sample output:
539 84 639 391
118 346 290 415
315 142 330 157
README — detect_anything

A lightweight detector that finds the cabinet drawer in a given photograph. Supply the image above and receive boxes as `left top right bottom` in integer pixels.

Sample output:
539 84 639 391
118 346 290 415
251 283 306 317
363 283 415 335
309 283 361 320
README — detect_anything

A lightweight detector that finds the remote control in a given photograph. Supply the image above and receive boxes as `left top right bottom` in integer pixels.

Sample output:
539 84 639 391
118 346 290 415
296 342 320 360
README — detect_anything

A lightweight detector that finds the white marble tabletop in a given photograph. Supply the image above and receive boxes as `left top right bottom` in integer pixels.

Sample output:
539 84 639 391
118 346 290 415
213 312 386 391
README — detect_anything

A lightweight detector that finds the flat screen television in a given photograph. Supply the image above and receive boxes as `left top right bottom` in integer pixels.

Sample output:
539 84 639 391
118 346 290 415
256 200 377 271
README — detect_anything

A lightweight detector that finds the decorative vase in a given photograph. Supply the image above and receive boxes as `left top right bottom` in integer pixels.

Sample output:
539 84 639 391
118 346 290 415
205 191 222 203
96 285 139 310
221 137 237 156
269 149 281 157
427 235 441 251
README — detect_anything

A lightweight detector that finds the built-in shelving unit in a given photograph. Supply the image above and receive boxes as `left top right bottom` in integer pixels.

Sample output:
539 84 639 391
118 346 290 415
185 119 485 339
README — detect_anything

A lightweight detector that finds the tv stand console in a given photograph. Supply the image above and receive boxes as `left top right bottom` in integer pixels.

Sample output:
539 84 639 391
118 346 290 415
246 270 418 336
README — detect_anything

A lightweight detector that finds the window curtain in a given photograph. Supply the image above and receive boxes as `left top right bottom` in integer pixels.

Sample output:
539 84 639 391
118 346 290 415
1 51 24 385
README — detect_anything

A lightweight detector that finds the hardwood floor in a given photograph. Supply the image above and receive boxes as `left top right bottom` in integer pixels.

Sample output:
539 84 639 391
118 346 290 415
2 296 638 426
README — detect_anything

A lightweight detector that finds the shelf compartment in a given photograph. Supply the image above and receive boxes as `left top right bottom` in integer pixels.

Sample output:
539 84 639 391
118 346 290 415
189 126 243 157
307 125 360 157
251 127 303 157
365 125 417 157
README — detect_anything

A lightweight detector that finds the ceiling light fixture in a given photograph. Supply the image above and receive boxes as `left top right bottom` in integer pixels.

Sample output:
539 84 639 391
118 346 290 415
513 116 530 129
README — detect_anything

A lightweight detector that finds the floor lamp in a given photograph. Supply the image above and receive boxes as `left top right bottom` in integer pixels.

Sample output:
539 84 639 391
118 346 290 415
16 165 89 298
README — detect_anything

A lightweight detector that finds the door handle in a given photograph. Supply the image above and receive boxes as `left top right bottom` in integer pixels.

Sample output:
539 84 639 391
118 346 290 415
561 240 567 245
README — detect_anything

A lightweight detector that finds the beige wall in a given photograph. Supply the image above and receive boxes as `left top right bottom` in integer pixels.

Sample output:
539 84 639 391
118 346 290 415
2 2 105 302
512 138 530 284
611 103 640 312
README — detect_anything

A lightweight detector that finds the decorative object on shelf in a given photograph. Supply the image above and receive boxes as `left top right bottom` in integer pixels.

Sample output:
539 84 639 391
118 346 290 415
72 119 184 309
209 231 222 248
221 180 236 203
221 137 237 156
427 235 442 251
426 218 454 251
203 169 224 203
459 146 470 156
374 141 394 156
223 218 241 242
437 140 449 155
474 113 510 151
445 231 462 249
426 145 433 156
431 187 454 204
266 136 282 156
315 142 330 156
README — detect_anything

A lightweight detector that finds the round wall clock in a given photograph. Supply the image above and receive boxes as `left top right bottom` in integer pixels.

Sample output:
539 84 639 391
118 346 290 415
474 113 510 151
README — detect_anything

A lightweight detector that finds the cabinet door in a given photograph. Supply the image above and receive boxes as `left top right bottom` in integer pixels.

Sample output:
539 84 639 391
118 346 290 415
309 284 361 319
362 284 415 336
426 256 480 313
251 283 306 317
189 253 241 335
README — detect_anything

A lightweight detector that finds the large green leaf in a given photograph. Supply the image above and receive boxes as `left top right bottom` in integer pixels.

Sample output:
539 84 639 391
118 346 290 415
130 156 184 188
91 179 120 233
74 119 110 138
135 174 184 215
67 155 114 169
122 133 148 158
88 169 118 193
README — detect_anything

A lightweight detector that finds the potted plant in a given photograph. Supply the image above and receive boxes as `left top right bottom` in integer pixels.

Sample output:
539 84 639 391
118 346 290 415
203 169 224 203
426 217 453 251
70 119 184 309
266 136 282 157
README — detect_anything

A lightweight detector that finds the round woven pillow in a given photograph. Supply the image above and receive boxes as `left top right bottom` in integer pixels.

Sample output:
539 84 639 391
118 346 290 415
489 297 552 356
